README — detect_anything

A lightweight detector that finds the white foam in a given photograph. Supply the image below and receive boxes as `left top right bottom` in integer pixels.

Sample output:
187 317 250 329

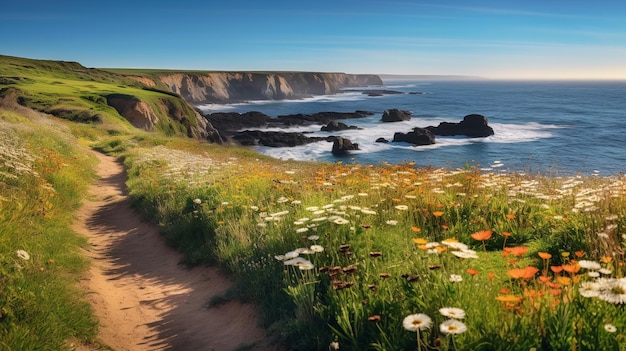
197 92 368 113
252 120 568 162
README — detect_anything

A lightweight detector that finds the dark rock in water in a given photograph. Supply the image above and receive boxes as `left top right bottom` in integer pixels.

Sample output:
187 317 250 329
276 110 373 126
393 127 436 146
359 89 404 96
321 120 360 132
204 111 271 132
205 110 374 133
332 137 359 155
382 109 412 122
375 137 389 143
232 130 326 147
426 114 494 137
408 91 425 95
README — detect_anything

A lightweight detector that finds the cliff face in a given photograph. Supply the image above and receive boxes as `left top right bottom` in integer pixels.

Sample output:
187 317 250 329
153 72 382 104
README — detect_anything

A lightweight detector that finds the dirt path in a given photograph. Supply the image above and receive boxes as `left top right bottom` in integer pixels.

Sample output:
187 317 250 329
74 151 277 351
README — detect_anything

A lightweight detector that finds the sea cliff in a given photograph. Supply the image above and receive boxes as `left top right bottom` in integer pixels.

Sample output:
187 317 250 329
145 72 383 104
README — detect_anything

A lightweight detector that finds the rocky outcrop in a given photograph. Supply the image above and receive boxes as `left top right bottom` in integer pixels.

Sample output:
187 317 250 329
106 94 159 130
332 137 359 155
393 128 436 146
426 114 494 137
231 130 327 147
106 94 223 142
321 120 359 132
382 109 412 122
153 72 383 104
205 110 373 133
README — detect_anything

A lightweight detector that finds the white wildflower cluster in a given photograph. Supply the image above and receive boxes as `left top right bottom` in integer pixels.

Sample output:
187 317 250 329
0 129 37 181
441 240 479 259
403 307 467 335
274 242 324 271
577 259 626 304
131 145 214 184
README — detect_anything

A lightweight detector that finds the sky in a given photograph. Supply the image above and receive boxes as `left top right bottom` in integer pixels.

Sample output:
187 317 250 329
2 0 626 79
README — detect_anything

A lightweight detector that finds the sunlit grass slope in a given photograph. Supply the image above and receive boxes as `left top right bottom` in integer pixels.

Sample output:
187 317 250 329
0 108 99 349
0 55 201 137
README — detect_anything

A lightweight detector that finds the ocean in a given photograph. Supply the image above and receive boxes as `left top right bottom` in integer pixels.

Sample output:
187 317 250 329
198 80 626 176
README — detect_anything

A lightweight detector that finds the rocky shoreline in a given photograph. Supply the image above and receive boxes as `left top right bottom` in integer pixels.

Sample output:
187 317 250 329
203 109 495 155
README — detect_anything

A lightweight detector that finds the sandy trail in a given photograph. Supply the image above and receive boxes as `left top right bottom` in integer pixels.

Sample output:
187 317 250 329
74 151 277 351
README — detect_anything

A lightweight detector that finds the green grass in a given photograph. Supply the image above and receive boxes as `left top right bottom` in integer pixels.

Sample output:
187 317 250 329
0 109 99 350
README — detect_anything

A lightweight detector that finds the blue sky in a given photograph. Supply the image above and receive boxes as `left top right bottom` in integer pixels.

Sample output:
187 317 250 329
2 0 626 79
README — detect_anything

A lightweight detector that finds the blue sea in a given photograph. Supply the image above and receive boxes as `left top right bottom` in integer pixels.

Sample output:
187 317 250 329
198 80 626 176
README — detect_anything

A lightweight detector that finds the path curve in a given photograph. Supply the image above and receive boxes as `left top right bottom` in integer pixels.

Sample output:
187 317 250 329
74 151 277 351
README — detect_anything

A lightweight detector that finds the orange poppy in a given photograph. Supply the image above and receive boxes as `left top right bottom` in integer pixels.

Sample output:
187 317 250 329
432 211 445 217
507 266 539 280
505 214 516 219
500 288 510 294
550 266 563 274
411 226 422 233
503 246 529 257
574 251 585 258
538 252 552 260
502 231 512 237
601 256 613 263
562 263 580 274
488 272 496 280
471 230 493 241
441 224 449 230
466 268 479 275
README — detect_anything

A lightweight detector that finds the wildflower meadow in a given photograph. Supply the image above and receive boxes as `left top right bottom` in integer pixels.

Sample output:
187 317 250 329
115 138 626 351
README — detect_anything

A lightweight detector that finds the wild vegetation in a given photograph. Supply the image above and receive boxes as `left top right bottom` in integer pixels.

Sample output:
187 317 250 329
111 138 626 351
1 55 625 350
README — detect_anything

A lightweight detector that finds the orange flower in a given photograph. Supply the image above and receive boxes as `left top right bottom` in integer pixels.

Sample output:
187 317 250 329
466 268 479 275
555 276 572 286
601 256 613 263
502 231 512 237
505 214 516 220
496 295 523 303
471 230 493 241
538 275 550 283
562 263 580 274
500 288 510 294
550 265 563 274
538 252 552 260
574 251 585 258
411 226 422 233
507 266 539 280
503 246 528 257
432 211 445 217
441 224 449 230
488 272 496 280
412 238 427 245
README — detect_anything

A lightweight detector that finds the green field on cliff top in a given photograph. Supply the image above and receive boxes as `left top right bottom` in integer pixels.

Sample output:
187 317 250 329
1 55 625 351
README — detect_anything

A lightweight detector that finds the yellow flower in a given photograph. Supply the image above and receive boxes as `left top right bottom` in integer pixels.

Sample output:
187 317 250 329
412 238 427 245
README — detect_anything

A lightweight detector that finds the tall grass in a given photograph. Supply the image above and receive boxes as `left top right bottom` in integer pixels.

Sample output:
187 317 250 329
123 142 626 351
0 109 98 350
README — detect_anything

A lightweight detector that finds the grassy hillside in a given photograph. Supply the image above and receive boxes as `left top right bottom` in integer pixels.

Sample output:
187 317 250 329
0 55 204 138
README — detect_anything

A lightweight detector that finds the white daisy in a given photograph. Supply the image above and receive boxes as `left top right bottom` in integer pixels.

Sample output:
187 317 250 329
439 319 467 335
402 313 433 331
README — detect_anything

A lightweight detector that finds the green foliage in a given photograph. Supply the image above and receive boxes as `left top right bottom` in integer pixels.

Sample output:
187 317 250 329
0 111 98 349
